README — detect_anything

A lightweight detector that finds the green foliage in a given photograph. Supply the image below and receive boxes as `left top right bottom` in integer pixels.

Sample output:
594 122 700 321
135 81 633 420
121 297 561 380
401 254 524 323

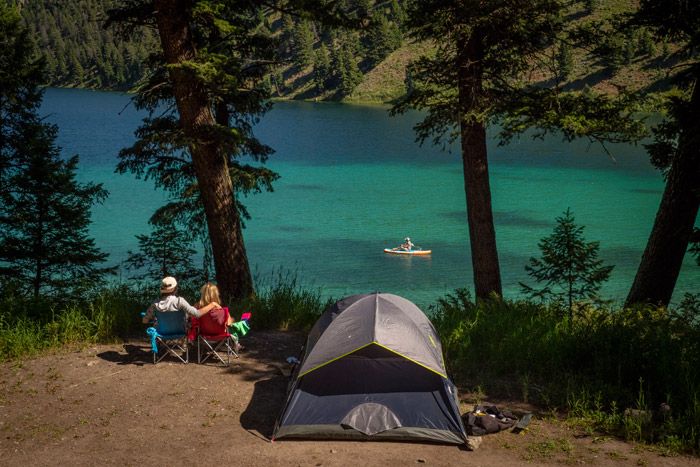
0 284 145 361
109 0 281 291
0 2 44 187
584 0 599 14
313 45 331 93
392 0 567 142
8 0 689 104
0 4 112 300
520 209 614 321
623 0 700 306
556 41 574 81
123 221 210 288
690 228 700 266
365 13 400 68
19 0 157 90
232 269 334 332
430 289 700 451
338 44 363 95
292 19 315 69
0 125 112 298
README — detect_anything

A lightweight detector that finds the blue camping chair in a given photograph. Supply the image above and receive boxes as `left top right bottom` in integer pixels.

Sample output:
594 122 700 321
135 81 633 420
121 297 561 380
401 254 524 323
146 309 190 364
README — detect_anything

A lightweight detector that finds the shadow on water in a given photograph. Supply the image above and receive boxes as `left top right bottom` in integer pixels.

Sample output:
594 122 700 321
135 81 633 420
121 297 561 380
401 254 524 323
629 188 663 195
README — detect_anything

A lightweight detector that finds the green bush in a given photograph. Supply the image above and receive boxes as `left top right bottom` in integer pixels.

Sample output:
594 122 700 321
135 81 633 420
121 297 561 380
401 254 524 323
232 268 333 332
0 283 144 361
430 289 700 452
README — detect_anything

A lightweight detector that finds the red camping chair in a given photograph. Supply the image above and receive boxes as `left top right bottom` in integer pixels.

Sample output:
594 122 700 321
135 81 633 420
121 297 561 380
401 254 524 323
192 307 240 365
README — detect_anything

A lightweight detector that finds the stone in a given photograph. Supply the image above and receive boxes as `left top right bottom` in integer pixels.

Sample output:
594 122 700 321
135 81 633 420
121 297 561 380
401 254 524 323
465 436 483 451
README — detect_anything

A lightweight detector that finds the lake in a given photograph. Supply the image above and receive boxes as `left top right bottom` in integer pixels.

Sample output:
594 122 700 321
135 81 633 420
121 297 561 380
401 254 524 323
41 87 698 308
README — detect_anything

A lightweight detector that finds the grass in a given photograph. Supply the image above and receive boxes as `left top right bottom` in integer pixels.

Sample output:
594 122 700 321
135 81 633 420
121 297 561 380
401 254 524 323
0 285 144 361
231 268 335 332
430 288 700 454
0 270 331 363
2 276 699 454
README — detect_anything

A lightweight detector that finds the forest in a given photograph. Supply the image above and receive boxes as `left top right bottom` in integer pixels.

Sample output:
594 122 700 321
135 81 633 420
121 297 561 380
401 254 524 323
16 0 687 103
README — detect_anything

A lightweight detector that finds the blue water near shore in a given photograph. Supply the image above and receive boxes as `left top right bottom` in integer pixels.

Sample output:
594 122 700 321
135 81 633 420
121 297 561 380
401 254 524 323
41 87 698 308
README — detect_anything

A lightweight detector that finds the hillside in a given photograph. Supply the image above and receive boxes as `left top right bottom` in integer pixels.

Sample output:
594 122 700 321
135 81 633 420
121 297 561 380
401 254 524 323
16 0 684 103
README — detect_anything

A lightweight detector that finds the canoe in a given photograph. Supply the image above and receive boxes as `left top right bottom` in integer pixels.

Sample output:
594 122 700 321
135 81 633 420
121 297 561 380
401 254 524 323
384 248 432 255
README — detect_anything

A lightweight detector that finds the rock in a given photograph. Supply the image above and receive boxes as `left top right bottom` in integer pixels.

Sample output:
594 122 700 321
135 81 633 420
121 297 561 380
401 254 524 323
465 436 483 451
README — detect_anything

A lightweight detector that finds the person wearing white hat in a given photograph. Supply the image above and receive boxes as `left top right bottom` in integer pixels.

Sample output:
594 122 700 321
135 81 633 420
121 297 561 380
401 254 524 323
142 276 221 325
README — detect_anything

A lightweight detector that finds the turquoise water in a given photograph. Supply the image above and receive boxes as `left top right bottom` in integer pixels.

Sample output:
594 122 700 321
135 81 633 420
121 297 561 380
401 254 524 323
41 88 698 308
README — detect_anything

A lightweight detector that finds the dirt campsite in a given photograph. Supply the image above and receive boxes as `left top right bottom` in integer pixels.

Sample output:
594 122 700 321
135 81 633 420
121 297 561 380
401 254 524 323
1 330 698 467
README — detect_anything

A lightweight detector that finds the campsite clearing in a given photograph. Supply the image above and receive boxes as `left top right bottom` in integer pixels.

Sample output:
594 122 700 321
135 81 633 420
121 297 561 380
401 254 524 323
1 330 698 466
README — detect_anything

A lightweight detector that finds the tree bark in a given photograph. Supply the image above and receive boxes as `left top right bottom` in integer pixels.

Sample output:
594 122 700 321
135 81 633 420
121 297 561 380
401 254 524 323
153 0 254 301
626 83 700 306
456 29 502 300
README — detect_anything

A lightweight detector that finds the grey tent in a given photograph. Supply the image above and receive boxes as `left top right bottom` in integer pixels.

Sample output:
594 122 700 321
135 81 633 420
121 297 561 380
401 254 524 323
272 292 467 444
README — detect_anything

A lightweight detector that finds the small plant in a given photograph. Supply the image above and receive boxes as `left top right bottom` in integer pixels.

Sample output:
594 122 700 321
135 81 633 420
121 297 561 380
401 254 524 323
520 208 614 323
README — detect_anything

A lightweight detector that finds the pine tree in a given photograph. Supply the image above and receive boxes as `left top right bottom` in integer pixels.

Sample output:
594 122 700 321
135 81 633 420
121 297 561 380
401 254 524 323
366 14 395 67
689 228 700 266
123 220 206 285
0 121 111 298
281 13 296 55
391 1 565 299
338 42 362 95
2 3 112 299
392 0 644 300
389 0 406 31
292 19 315 69
520 209 614 321
108 1 281 300
639 29 656 56
0 3 44 190
313 46 330 93
556 41 574 81
584 0 599 14
107 1 353 301
625 0 700 306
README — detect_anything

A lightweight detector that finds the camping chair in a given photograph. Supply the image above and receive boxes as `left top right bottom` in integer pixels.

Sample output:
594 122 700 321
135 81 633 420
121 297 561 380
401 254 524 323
194 307 240 365
146 309 190 364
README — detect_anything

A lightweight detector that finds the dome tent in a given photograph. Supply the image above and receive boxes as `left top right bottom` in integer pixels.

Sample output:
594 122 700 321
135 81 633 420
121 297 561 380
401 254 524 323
272 293 467 444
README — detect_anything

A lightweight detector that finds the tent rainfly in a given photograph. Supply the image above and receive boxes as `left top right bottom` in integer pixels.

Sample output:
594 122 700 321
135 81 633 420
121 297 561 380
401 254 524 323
272 292 467 444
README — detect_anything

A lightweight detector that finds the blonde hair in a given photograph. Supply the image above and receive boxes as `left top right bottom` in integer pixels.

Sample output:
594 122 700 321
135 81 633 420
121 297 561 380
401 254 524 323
197 282 221 308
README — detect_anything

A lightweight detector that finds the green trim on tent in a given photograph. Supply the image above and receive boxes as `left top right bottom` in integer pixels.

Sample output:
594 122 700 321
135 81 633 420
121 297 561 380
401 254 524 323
297 342 374 378
297 342 447 379
273 424 466 445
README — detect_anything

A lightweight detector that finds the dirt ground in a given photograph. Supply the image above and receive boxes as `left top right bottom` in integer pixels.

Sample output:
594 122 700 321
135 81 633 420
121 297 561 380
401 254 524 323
1 330 698 467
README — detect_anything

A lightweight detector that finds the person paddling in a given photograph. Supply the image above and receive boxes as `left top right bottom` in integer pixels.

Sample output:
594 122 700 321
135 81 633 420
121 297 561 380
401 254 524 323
397 237 415 251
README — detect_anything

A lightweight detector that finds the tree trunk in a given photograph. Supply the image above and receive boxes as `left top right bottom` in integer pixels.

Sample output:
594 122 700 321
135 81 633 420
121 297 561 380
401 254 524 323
153 0 254 301
626 83 700 306
456 29 502 300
